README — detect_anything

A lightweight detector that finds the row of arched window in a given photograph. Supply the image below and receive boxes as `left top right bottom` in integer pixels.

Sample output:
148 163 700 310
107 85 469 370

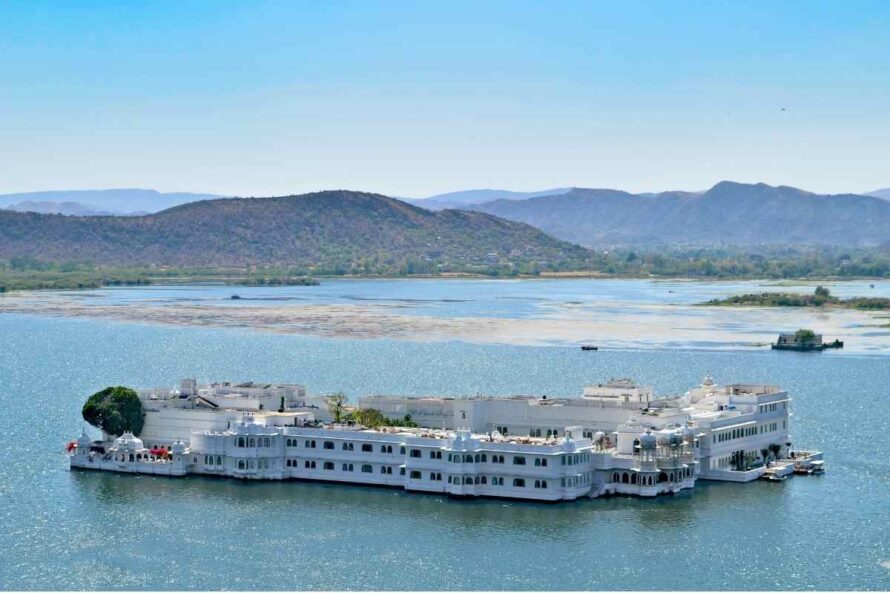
284 438 401 455
561 452 590 465
562 472 592 488
284 459 400 475
235 458 270 470
611 467 693 485
438 475 549 489
529 428 560 438
716 426 758 443
234 436 273 448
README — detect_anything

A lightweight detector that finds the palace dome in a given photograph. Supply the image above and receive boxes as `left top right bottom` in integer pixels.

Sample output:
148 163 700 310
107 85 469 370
639 431 657 450
656 430 675 446
113 432 144 452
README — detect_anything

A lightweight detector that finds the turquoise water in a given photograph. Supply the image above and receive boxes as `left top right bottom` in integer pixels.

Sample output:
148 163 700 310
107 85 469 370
52 277 890 319
1 280 889 590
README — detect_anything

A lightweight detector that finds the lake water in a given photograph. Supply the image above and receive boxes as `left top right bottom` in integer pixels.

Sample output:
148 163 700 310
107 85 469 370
0 279 888 590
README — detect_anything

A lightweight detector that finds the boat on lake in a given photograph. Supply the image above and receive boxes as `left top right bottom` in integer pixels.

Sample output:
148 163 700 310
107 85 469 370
771 329 843 351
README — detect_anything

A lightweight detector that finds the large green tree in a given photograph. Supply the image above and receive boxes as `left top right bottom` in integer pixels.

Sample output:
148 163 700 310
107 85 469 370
81 386 144 437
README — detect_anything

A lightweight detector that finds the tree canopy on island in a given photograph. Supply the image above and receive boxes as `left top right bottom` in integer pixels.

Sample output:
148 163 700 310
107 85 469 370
701 286 890 310
81 386 144 437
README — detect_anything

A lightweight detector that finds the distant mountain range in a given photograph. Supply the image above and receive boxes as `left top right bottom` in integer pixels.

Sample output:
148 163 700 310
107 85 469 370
1 182 887 252
0 191 588 271
404 188 572 210
462 181 890 248
0 189 227 216
3 200 122 217
867 188 890 201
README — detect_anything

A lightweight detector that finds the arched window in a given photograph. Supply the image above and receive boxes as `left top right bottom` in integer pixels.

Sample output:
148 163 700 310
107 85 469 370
541 480 548 489
513 478 525 488
481 454 487 462
248 438 255 447
475 476 480 484
238 437 245 448
362 443 373 452
622 473 629 483
534 458 541 467
238 460 245 470
631 474 637 484
217 456 222 465
541 458 547 467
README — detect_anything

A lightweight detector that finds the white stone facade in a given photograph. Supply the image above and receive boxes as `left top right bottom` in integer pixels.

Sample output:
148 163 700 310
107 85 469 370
69 376 810 502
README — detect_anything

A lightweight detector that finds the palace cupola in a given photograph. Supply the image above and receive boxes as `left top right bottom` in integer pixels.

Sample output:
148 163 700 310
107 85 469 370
637 430 658 472
109 432 147 463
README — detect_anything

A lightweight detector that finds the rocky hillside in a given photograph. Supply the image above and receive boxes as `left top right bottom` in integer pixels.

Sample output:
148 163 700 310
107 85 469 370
0 190 590 273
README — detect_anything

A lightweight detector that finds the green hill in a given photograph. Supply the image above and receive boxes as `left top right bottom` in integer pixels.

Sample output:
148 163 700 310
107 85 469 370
0 190 590 274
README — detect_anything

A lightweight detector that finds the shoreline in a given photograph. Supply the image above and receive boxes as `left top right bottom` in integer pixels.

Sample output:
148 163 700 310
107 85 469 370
2 287 887 353
2 271 889 294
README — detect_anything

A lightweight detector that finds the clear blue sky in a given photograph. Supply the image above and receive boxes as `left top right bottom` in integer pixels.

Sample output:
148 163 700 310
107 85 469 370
1 1 888 197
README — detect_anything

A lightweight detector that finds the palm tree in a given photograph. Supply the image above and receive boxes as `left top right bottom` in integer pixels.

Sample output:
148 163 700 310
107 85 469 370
325 393 346 423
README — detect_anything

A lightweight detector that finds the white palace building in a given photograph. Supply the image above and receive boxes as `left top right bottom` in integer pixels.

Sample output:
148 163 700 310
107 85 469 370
68 377 822 502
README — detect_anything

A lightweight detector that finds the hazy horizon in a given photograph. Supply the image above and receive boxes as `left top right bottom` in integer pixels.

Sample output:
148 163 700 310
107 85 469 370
1 1 888 197
0 180 887 202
